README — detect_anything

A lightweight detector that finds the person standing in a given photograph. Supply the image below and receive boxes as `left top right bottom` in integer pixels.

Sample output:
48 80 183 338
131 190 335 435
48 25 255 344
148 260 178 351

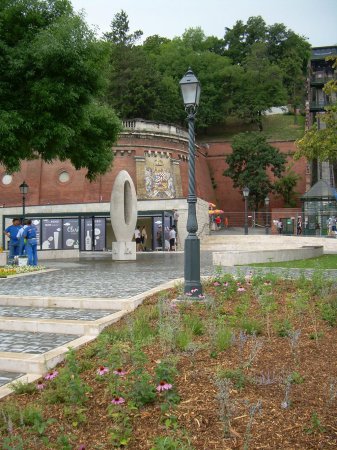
277 219 283 234
134 226 141 252
17 219 28 256
169 226 176 251
173 209 179 231
23 219 38 266
296 218 302 236
215 215 221 230
141 226 147 251
4 218 21 264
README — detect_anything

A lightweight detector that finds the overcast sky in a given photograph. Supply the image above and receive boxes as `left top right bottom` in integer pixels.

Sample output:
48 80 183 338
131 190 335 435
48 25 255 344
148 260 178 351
71 0 337 47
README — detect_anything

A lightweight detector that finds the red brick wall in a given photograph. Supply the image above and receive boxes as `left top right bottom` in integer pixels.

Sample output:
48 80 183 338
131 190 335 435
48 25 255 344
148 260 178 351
0 134 306 213
206 140 307 215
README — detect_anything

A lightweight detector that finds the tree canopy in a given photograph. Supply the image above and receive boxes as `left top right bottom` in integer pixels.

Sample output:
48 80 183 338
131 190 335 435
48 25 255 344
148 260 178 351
0 0 122 179
103 12 310 131
223 132 287 210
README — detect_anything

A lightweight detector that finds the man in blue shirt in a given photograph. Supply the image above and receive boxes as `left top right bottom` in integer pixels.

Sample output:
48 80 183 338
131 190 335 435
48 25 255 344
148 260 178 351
4 218 21 264
23 219 38 266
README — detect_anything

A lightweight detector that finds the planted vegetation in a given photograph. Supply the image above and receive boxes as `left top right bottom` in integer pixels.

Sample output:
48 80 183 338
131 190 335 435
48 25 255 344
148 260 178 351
0 271 336 449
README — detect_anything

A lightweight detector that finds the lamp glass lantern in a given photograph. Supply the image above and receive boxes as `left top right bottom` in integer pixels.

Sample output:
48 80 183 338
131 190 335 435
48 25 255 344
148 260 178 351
179 68 201 109
265 195 270 207
243 186 250 198
19 181 29 195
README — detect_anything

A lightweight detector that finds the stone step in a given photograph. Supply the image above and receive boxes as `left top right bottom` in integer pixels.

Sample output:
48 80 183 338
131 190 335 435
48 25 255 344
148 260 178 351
0 295 132 311
0 334 94 375
0 310 126 336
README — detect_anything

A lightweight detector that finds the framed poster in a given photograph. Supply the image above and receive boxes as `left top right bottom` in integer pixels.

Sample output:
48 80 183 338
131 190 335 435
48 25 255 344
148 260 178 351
41 219 62 250
62 219 79 249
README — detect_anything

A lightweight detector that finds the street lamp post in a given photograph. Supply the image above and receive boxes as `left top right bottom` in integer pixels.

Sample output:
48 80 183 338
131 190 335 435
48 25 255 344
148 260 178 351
179 68 202 297
243 186 250 235
19 181 29 220
265 195 270 235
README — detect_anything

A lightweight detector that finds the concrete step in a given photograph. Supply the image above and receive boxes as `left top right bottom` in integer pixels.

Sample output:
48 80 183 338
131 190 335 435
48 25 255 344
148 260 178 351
0 295 132 311
0 310 126 336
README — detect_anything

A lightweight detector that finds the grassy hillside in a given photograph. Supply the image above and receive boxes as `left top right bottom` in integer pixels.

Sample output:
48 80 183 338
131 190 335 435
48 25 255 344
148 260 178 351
199 114 305 142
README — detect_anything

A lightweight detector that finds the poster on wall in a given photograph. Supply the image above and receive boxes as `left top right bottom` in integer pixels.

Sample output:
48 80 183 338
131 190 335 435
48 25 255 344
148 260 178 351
94 218 105 251
31 219 41 250
41 219 62 250
62 219 79 249
81 218 106 251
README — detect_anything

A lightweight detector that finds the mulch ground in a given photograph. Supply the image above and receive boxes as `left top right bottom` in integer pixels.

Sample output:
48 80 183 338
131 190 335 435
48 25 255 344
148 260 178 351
1 277 336 449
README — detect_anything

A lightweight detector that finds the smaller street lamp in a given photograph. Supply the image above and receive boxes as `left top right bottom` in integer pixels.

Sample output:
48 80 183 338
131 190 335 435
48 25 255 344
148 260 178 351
19 181 29 220
243 187 250 235
265 195 270 235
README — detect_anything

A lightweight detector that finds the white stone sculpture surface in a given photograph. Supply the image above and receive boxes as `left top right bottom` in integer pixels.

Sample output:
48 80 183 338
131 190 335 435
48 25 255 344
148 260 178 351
110 170 137 260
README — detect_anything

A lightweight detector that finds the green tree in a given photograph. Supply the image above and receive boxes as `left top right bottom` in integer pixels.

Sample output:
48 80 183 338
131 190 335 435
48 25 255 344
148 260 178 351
274 166 301 207
231 43 287 130
103 9 142 46
223 132 286 210
148 29 237 129
0 0 121 180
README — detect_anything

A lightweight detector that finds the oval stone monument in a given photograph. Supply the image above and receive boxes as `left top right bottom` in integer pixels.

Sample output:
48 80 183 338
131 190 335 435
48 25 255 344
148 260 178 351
110 170 137 260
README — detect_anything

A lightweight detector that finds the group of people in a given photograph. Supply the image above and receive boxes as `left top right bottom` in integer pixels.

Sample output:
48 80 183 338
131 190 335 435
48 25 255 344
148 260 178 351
134 225 148 252
4 218 38 266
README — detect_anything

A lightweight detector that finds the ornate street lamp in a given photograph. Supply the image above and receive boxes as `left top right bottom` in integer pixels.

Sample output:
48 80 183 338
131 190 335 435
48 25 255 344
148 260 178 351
179 68 202 297
243 186 250 235
265 195 270 235
19 181 29 220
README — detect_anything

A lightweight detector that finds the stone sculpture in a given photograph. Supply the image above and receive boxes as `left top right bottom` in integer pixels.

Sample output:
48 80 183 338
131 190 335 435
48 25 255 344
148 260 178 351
110 170 137 260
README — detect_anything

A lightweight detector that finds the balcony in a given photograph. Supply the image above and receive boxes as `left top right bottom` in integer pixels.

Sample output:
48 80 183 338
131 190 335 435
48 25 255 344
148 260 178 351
310 73 336 86
309 101 331 111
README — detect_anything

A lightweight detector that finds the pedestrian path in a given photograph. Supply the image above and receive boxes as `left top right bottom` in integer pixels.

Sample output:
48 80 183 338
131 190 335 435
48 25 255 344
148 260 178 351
0 252 193 397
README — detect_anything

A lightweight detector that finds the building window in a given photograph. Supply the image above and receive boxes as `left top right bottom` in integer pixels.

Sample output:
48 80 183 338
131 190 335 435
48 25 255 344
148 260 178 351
2 174 13 185
59 171 70 183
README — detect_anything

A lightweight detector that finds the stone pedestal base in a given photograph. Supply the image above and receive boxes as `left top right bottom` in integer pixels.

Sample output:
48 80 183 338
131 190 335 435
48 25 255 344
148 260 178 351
111 242 136 261
0 251 8 266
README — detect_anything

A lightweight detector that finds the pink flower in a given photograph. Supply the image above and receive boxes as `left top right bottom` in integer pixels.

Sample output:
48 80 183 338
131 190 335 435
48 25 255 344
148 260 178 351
97 366 109 376
78 446 86 450
198 294 205 299
223 282 229 287
44 370 58 380
191 288 198 293
113 368 127 376
170 301 178 310
213 281 221 286
36 381 45 390
157 381 173 392
185 292 192 296
237 287 246 292
111 396 125 405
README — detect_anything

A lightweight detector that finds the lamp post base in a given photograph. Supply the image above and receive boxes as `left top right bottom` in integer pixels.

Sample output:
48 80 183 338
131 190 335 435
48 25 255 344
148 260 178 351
184 234 202 297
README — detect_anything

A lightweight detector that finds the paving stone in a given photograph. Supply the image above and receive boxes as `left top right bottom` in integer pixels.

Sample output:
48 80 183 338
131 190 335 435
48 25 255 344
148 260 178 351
0 252 335 299
0 371 24 387
0 306 117 321
0 331 79 354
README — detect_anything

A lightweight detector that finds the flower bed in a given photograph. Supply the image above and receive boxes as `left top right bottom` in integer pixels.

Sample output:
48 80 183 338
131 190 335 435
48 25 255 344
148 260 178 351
0 271 336 449
0 265 46 277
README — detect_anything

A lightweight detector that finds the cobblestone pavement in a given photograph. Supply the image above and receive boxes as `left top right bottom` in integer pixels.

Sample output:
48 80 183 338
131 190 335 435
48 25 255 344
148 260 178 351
0 252 215 298
0 252 335 299
0 306 117 320
0 331 79 354
0 371 24 387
